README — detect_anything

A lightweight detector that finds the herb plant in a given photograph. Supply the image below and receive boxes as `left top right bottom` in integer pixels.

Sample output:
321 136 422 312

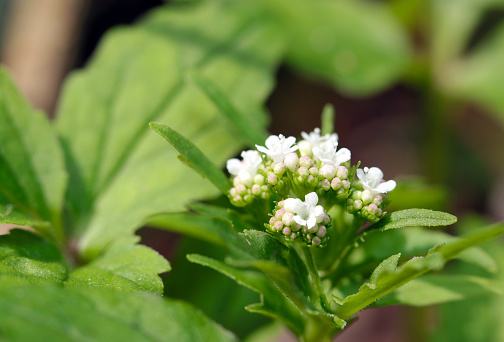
1 1 504 341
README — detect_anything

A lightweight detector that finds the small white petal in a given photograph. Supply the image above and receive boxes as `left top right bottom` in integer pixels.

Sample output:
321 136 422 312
375 180 396 193
226 159 242 176
294 215 307 226
284 198 302 213
305 192 319 207
335 148 351 165
306 216 317 229
256 145 270 154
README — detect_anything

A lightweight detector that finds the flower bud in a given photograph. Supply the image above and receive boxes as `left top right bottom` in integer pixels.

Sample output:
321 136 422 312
253 174 265 185
299 156 313 168
284 153 299 172
320 164 337 179
236 184 247 195
282 227 291 236
251 184 261 195
282 212 295 226
312 237 322 246
331 177 342 190
267 172 277 185
298 167 309 177
298 140 313 157
361 189 374 205
275 208 286 220
336 166 348 179
321 179 330 191
317 226 327 237
274 221 284 232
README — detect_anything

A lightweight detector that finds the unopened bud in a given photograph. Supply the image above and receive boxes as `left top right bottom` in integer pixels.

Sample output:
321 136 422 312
284 153 299 172
299 156 313 168
320 164 337 179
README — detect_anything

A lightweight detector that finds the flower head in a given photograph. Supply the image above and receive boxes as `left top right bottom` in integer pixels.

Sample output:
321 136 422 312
357 167 396 194
284 192 325 229
312 140 351 166
298 128 338 156
256 134 298 163
226 150 262 186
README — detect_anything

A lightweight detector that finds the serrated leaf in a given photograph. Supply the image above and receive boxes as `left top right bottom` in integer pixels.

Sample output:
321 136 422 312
55 2 283 260
261 0 410 95
377 274 503 307
65 236 169 295
334 222 504 320
0 68 67 240
0 229 67 286
0 285 237 342
368 208 457 231
188 71 268 146
150 123 231 194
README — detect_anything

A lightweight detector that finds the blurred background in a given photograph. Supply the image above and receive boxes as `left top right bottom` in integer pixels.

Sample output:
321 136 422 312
1 0 503 341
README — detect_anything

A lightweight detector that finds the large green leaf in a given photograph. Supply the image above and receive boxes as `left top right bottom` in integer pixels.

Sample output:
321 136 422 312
333 222 504 320
0 229 67 286
65 236 170 295
0 69 67 241
55 2 283 260
260 0 410 95
0 285 238 342
367 209 457 232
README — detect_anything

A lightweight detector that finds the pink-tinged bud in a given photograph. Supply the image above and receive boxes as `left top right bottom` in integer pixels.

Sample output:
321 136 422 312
354 200 363 210
302 226 308 234
352 190 362 200
282 227 291 236
309 167 319 176
236 184 247 195
267 172 277 185
331 177 342 190
292 223 302 232
373 195 383 206
320 164 336 179
323 213 330 224
342 180 350 190
261 192 270 200
274 163 286 175
312 237 322 246
282 212 295 226
338 188 345 196
336 166 348 179
261 185 269 192
278 200 285 208
307 175 315 183
274 221 284 232
298 167 309 176
321 179 330 190
233 176 241 187
269 216 276 225
362 190 374 205
230 188 238 197
244 194 254 203
251 184 261 195
317 226 327 237
275 208 286 220
299 156 313 168
368 204 379 213
233 195 242 203
253 174 265 185
290 233 297 240
284 153 299 171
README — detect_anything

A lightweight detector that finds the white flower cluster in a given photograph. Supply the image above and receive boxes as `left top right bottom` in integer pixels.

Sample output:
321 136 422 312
226 128 397 243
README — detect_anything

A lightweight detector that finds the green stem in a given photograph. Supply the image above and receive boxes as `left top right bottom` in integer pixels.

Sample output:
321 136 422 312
302 245 331 312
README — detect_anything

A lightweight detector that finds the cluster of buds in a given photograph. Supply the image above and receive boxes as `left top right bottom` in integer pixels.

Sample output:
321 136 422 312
346 167 396 223
226 128 397 246
227 150 271 206
266 193 331 247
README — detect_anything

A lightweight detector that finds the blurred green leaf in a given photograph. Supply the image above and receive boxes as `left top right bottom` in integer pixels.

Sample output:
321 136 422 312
0 68 67 240
368 209 457 232
150 123 231 194
445 22 504 124
377 274 502 306
0 229 67 286
321 104 335 136
0 285 238 341
387 178 448 211
55 2 283 260
334 222 504 320
262 0 410 94
0 204 49 229
65 236 169 295
188 72 268 146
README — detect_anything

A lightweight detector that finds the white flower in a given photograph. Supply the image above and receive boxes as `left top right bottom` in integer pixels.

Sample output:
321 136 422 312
357 167 396 194
312 140 350 166
226 150 262 186
284 192 324 229
256 134 298 163
299 128 339 156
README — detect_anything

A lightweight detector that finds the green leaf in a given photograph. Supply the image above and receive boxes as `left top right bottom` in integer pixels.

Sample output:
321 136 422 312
65 236 169 295
0 204 48 229
444 23 504 124
377 274 503 307
0 229 67 286
55 2 283 260
0 285 238 342
188 71 268 146
188 253 306 336
150 123 231 194
334 222 504 320
261 0 410 95
368 209 457 232
0 68 67 240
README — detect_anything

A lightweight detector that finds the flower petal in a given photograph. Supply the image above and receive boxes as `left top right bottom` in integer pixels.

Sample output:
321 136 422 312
226 159 242 175
356 168 365 182
375 180 396 193
335 148 351 165
294 215 307 226
305 192 319 207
